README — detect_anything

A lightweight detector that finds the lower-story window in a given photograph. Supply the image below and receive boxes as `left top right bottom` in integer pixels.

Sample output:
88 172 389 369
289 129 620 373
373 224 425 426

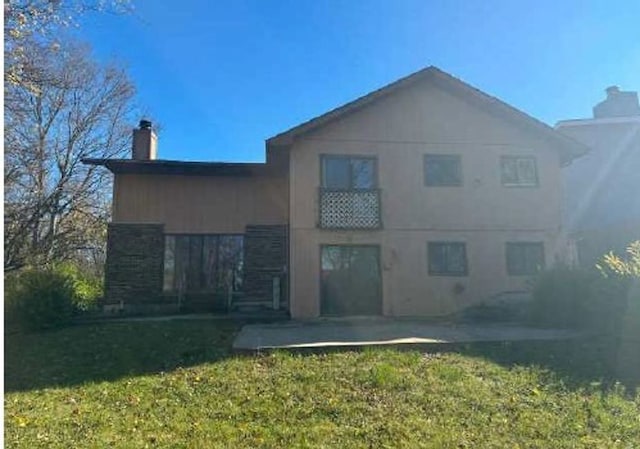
428 242 468 276
506 242 544 275
163 234 243 293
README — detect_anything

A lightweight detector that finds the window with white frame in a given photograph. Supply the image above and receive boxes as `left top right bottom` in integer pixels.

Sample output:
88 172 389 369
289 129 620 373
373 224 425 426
501 156 538 187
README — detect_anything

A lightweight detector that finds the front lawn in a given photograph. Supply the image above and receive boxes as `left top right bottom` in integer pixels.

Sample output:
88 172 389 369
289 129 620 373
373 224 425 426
5 320 640 448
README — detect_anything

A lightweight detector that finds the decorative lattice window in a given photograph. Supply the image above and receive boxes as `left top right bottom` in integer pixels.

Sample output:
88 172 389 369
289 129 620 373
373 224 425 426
319 190 381 229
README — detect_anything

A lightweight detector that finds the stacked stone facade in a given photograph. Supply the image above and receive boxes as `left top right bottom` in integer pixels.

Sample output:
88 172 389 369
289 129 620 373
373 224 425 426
104 223 165 308
240 225 288 309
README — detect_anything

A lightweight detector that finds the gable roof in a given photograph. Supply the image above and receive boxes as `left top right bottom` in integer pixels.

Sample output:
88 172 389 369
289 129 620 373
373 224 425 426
267 66 588 162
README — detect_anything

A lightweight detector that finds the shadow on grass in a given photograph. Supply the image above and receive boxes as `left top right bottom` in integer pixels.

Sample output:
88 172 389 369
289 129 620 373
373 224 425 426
6 319 639 397
451 336 640 395
5 319 245 393
266 336 640 396
455 305 640 395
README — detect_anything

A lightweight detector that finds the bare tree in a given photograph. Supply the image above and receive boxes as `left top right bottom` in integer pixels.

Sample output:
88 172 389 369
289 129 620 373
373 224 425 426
5 0 131 88
5 40 137 271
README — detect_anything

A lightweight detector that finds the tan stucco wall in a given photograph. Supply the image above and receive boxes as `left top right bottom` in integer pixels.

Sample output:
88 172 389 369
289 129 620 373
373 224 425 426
113 173 288 233
288 80 567 318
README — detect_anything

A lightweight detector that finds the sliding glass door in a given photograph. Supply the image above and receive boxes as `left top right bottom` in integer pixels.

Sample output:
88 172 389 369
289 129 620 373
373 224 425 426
320 245 382 316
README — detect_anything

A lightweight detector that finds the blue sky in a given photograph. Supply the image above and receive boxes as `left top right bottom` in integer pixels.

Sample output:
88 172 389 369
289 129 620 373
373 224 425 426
77 0 640 162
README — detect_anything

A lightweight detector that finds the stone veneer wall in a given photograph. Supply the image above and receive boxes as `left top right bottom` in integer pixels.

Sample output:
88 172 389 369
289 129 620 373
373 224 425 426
104 223 165 307
240 225 288 308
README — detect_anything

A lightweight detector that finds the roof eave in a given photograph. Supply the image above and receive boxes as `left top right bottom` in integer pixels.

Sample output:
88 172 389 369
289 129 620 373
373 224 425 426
81 158 271 176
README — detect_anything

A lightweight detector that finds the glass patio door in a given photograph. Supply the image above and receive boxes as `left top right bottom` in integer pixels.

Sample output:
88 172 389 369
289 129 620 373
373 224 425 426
320 245 382 316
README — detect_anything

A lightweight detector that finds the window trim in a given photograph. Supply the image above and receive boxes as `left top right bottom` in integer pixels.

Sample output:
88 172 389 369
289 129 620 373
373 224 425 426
424 154 463 187
505 241 545 276
427 241 469 277
500 155 539 187
320 154 379 191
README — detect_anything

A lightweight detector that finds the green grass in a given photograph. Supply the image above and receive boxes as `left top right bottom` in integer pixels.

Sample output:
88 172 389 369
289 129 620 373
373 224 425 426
5 320 640 448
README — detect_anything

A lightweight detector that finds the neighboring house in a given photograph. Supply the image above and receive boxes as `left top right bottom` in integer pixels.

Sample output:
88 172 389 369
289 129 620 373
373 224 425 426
85 66 587 319
556 86 640 267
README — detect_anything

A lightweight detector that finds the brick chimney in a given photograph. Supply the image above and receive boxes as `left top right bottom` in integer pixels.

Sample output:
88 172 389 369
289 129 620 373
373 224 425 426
593 86 640 118
132 119 157 160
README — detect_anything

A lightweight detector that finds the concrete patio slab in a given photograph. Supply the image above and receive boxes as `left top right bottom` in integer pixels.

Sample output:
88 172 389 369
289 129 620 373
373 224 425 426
232 318 581 351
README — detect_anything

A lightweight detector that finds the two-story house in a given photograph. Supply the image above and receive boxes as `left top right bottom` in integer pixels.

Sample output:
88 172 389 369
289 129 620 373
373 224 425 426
85 66 587 319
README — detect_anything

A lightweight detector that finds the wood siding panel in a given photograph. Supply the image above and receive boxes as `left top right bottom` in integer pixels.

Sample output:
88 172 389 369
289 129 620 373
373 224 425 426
113 174 288 233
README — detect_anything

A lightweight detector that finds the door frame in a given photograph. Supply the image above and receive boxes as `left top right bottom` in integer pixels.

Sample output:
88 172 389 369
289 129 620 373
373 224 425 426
319 244 383 317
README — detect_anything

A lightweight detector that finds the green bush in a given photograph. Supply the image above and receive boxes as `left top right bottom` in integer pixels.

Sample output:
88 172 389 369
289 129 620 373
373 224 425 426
56 262 103 312
598 240 640 340
5 263 103 332
530 241 639 334
530 267 601 329
5 269 76 331
598 240 640 278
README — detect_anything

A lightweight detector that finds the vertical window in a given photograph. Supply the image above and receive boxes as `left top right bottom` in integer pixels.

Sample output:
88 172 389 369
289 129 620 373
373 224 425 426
174 235 190 291
506 242 545 275
218 235 244 293
163 235 243 293
163 236 176 291
501 156 538 186
188 235 203 290
202 236 218 291
428 242 468 276
322 156 376 190
424 154 462 186
322 157 350 189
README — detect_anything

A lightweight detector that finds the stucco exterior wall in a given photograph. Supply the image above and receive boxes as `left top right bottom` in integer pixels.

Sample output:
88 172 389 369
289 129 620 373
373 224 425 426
288 80 566 318
113 173 288 233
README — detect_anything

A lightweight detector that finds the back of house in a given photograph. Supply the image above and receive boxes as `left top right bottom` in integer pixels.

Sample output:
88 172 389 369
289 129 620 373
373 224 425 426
86 66 587 319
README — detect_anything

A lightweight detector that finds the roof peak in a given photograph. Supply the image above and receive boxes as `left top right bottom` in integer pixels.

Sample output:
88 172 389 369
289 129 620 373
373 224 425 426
267 66 588 162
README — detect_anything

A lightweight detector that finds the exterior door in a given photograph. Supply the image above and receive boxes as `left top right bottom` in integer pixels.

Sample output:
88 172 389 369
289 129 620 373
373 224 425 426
320 245 382 316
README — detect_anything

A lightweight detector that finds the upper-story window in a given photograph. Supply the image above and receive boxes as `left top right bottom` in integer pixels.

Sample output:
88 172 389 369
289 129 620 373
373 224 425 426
322 155 377 190
319 155 380 229
424 154 462 186
501 156 538 187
